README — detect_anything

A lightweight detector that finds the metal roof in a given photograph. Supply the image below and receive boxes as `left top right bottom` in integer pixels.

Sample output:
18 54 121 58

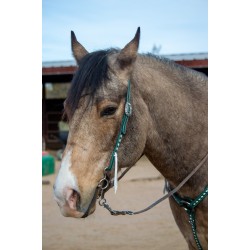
163 52 208 61
42 52 208 68
42 60 76 68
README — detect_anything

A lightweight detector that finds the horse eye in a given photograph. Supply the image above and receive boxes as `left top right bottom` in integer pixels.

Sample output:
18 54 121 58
100 106 117 117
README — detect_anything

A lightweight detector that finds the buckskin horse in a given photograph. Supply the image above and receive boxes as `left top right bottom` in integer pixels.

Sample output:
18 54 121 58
54 27 208 250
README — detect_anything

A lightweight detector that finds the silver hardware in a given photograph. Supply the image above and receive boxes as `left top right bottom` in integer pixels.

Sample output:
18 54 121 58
97 177 109 190
99 198 107 206
125 102 132 116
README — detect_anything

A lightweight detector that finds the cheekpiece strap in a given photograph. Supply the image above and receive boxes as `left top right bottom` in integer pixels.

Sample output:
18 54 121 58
106 80 132 172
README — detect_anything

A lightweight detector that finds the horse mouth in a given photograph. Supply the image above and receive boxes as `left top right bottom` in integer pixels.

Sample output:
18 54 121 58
81 188 99 218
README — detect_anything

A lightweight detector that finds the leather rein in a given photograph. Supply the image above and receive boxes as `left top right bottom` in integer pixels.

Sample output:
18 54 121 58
95 80 208 216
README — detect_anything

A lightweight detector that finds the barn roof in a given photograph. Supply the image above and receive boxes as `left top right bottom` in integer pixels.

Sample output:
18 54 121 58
42 52 208 75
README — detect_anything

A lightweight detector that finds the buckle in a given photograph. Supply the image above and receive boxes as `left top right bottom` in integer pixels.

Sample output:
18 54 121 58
125 102 132 116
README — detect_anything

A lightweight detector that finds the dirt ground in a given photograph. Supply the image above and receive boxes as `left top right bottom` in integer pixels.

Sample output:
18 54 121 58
42 155 187 250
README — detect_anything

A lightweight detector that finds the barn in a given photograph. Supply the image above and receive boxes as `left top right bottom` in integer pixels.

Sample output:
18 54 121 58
42 53 208 149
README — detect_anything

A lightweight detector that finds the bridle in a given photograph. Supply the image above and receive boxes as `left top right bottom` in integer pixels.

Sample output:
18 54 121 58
96 79 207 213
95 79 208 249
97 80 132 195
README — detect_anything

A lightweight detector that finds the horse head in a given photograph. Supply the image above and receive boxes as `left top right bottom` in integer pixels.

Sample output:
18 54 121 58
53 28 149 218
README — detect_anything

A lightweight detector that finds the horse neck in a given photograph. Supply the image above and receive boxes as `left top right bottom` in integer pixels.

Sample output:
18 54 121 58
133 56 208 197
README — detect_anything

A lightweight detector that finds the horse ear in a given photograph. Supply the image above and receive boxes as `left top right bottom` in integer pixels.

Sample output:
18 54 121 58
117 27 140 70
71 31 89 65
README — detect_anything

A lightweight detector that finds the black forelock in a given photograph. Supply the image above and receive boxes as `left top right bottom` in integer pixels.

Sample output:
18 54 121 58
66 49 117 118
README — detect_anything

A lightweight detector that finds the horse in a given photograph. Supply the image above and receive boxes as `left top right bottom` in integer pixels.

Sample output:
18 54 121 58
53 27 208 250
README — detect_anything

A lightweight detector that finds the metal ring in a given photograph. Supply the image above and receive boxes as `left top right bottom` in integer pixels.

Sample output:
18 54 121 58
98 177 109 190
99 198 107 206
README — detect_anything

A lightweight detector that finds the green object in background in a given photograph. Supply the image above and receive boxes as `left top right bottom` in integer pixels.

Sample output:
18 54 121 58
42 154 55 176
58 121 69 132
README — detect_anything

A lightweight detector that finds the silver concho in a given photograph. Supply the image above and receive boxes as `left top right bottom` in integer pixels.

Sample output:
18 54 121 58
125 102 132 116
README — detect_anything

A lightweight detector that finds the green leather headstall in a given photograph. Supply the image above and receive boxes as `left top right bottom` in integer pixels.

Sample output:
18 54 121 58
106 80 132 172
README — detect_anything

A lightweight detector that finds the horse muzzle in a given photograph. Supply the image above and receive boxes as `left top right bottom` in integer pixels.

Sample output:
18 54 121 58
53 187 85 218
53 186 97 218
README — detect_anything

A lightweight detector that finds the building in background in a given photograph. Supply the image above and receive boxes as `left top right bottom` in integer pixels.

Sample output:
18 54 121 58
42 53 208 149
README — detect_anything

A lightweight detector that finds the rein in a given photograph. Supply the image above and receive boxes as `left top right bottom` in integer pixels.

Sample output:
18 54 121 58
98 153 208 216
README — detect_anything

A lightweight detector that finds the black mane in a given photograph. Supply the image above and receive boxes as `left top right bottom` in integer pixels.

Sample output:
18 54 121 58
65 50 207 119
66 49 116 118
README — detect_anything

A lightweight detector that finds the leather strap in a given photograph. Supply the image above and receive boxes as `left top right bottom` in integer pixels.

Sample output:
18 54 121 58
100 153 208 215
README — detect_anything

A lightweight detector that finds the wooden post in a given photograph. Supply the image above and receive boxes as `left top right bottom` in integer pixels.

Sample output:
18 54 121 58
42 82 47 148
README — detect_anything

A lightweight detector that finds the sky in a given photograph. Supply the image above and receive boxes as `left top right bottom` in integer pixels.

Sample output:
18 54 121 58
42 0 207 62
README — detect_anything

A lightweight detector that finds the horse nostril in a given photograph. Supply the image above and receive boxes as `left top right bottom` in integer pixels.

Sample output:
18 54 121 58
65 188 81 210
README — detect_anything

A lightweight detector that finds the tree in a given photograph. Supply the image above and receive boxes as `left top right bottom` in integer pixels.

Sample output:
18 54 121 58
151 44 162 54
